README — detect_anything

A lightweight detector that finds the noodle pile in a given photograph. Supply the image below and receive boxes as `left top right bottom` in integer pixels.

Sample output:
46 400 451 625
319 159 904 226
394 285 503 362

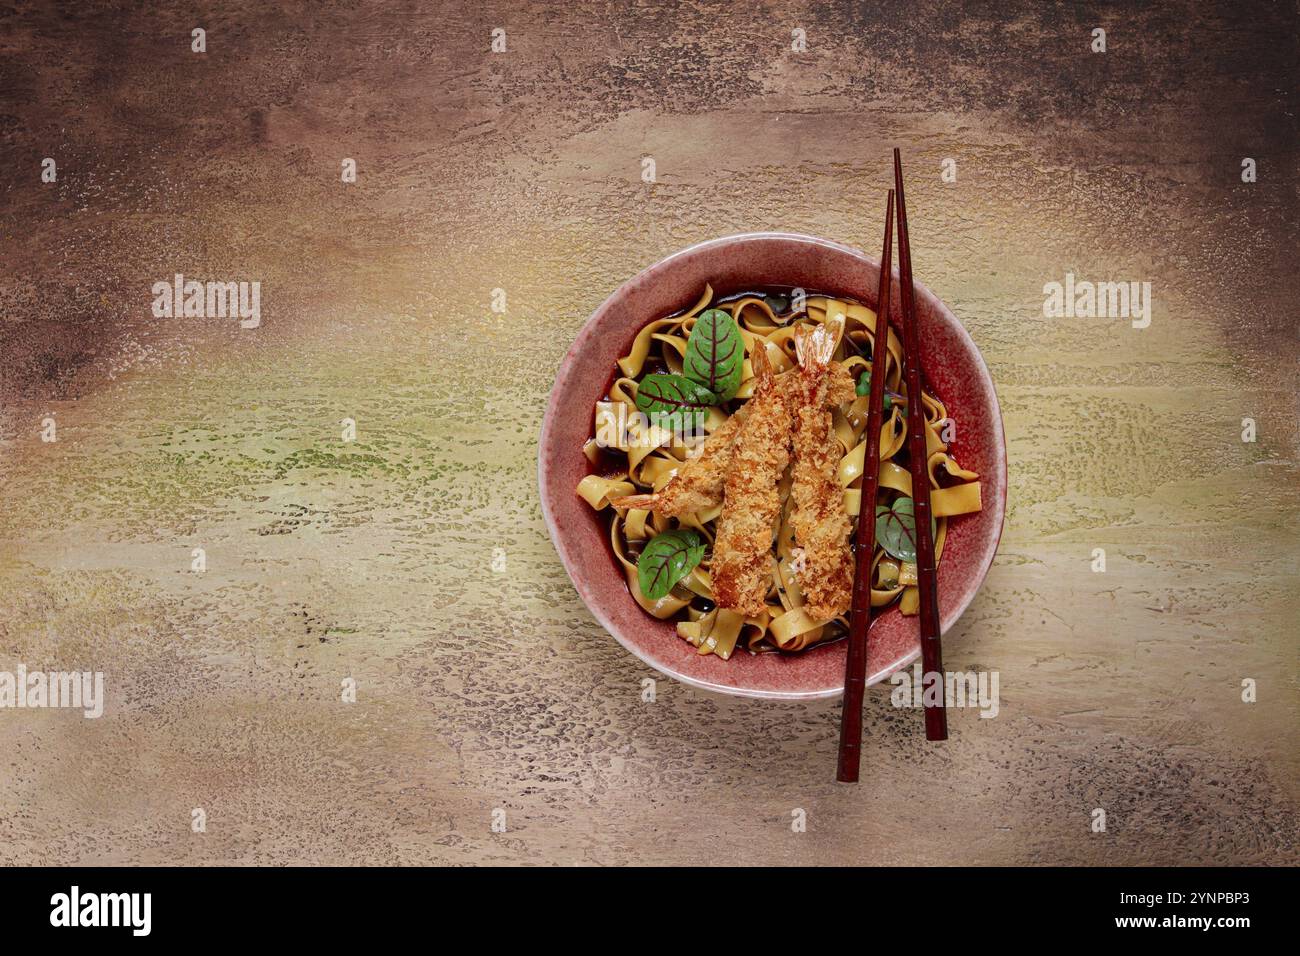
576 285 982 660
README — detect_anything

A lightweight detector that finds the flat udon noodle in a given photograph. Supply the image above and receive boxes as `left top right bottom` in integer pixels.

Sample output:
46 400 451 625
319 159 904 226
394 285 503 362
579 291 984 659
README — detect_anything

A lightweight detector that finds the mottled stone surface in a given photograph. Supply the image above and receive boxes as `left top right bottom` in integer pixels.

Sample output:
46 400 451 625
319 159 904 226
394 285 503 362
0 0 1296 865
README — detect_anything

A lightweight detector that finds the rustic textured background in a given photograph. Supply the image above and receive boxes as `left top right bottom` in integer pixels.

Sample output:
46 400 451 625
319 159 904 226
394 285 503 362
1 0 1296 865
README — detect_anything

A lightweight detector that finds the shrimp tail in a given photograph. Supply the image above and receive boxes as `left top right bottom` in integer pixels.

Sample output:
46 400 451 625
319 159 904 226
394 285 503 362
796 316 842 372
609 493 659 511
750 340 775 391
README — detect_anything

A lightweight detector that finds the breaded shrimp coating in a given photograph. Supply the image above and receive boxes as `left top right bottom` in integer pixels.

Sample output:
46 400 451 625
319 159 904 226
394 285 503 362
791 320 853 620
712 347 793 617
610 412 743 516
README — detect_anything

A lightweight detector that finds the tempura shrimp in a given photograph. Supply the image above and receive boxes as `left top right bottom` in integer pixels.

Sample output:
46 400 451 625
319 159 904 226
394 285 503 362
712 345 794 617
610 412 743 516
790 319 854 621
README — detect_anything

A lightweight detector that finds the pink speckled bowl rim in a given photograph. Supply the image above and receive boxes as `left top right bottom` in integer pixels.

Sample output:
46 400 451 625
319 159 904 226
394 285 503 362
539 232 1007 700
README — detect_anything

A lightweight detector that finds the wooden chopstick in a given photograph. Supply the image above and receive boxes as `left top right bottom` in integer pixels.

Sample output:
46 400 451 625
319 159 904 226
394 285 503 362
836 189 895 783
893 147 948 742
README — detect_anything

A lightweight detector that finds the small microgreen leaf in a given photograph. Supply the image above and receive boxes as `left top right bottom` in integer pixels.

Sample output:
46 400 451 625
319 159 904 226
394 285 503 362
637 529 707 600
683 309 743 402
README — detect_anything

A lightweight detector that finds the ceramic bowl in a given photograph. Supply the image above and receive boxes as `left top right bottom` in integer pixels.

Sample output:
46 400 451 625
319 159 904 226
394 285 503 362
539 232 1006 699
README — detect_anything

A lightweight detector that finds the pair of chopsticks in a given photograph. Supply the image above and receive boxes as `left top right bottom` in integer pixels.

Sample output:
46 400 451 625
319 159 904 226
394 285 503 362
836 149 946 783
